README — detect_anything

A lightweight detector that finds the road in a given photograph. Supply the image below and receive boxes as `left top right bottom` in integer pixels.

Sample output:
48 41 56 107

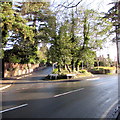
0 67 118 119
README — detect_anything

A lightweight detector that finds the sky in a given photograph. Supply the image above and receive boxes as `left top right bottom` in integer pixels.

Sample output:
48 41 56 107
50 0 114 12
50 0 117 61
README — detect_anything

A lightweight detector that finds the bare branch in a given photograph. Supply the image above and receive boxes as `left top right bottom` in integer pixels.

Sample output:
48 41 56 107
66 0 76 7
60 0 83 9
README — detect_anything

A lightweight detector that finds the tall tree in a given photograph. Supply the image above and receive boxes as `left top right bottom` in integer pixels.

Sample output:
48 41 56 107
74 8 112 70
3 1 54 64
70 10 79 72
1 2 34 49
105 1 120 71
0 2 35 77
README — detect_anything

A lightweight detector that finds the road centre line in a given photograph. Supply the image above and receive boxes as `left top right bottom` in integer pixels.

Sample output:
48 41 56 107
105 98 111 104
86 77 100 81
96 82 107 86
0 104 28 113
54 88 84 98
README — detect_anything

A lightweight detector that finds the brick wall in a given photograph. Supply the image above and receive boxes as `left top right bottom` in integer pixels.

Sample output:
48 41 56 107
4 63 41 77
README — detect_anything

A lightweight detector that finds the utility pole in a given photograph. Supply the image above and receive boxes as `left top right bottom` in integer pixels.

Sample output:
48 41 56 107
116 0 120 73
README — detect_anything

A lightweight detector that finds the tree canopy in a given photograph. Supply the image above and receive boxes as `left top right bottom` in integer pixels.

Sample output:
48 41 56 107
1 1 113 72
47 7 112 72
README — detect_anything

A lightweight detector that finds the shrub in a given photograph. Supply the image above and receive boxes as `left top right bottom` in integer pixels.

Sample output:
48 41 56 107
7 67 16 71
91 66 116 74
60 70 69 75
52 68 58 74
41 59 47 64
30 58 36 64
9 56 21 63
79 69 88 73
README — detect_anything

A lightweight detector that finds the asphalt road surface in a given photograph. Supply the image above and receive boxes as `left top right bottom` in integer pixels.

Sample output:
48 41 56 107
0 67 118 119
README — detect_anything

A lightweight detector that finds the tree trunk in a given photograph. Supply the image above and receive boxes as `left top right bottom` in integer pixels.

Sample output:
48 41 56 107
0 59 4 79
57 63 61 74
82 61 83 69
63 60 66 70
71 59 75 72
76 64 80 71
75 59 80 71
65 64 71 73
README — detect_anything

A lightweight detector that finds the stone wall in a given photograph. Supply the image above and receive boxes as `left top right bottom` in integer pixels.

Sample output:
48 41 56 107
4 63 42 77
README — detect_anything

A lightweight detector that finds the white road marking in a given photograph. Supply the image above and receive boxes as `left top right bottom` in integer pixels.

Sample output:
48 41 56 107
54 88 84 98
86 77 100 81
0 73 33 91
105 98 111 104
0 85 11 91
22 88 26 89
0 104 28 113
96 82 107 86
100 100 118 119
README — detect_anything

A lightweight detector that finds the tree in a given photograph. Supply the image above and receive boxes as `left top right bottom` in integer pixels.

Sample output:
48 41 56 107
48 21 72 73
74 8 112 70
47 5 112 73
13 2 56 64
70 10 80 72
105 1 120 72
105 1 120 35
2 2 54 64
0 2 35 78
15 2 51 43
1 2 34 49
37 44 48 64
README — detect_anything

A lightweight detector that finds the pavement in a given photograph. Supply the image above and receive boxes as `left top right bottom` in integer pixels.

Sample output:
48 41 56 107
116 103 120 120
117 114 120 120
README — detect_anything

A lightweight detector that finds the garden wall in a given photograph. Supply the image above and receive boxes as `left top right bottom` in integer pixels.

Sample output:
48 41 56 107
4 63 43 77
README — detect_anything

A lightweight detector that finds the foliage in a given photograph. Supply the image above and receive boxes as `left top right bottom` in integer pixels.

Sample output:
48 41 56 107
48 20 73 71
15 2 52 44
1 2 54 64
0 49 4 59
79 69 88 73
1 2 15 47
37 45 48 63
105 1 119 39
1 2 114 71
91 66 116 74
4 44 40 64
40 59 47 64
52 68 58 74
47 6 112 73
1 2 34 48
94 66 116 70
